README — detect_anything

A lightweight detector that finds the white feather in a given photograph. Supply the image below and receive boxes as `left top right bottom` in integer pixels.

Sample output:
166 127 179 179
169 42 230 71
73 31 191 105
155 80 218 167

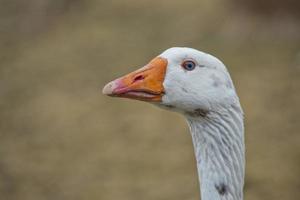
156 47 245 200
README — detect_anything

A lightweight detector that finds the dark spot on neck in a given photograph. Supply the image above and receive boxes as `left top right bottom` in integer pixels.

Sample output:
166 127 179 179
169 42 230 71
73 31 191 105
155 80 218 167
186 108 209 118
181 87 188 93
215 183 228 196
165 104 175 109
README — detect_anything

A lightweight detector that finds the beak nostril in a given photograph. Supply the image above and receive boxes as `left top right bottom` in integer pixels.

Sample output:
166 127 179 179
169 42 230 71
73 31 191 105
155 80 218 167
133 75 144 83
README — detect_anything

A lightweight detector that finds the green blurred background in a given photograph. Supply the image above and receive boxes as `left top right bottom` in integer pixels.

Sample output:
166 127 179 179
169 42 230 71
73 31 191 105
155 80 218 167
0 0 299 199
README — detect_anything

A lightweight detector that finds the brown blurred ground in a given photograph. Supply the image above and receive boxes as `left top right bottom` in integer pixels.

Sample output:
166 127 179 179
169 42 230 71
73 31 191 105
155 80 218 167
0 0 300 200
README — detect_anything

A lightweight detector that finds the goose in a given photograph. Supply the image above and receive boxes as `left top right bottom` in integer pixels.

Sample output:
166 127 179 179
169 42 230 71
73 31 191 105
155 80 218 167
102 47 245 200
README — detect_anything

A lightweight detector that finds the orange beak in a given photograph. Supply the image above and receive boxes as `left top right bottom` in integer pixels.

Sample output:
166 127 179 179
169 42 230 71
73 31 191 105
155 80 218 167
102 57 168 102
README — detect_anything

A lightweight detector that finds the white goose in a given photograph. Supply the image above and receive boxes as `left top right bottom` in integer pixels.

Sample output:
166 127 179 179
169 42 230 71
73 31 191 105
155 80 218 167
103 47 245 200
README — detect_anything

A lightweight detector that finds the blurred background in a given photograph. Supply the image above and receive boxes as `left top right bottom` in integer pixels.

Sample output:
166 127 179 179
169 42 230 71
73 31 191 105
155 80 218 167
0 0 299 199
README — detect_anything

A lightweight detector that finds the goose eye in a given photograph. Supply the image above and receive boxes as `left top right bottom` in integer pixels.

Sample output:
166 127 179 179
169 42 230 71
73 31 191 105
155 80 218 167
182 60 196 71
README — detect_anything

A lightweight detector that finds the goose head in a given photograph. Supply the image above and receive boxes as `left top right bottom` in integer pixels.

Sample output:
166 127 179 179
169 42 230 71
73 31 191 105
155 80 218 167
103 47 239 115
103 47 245 200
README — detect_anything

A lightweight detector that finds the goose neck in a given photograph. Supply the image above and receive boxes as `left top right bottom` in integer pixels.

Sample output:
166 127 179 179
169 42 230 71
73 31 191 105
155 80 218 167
186 106 245 200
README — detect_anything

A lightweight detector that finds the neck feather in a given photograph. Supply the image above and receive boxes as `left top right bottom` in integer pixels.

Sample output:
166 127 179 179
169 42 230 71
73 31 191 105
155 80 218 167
186 104 245 200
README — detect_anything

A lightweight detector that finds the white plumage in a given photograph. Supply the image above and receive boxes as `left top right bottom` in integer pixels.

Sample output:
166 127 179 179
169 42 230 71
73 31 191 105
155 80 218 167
103 47 245 200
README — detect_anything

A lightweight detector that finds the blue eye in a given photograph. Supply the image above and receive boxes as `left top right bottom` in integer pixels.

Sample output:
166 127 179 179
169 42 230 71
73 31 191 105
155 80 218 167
182 60 196 71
